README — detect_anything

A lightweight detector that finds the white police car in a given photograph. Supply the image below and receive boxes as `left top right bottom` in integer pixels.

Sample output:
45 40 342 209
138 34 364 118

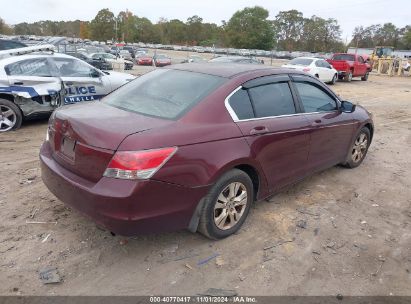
0 45 136 132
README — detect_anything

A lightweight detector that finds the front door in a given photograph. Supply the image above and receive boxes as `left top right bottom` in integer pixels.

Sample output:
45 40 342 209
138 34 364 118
291 75 356 171
226 75 311 192
5 57 62 104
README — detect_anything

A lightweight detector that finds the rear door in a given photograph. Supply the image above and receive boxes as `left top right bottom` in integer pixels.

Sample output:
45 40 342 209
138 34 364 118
50 57 112 105
226 75 311 192
319 60 335 82
5 57 62 104
291 75 356 171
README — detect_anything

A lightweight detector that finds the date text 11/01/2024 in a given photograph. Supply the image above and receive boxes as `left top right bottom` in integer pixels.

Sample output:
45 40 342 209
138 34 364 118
149 296 257 303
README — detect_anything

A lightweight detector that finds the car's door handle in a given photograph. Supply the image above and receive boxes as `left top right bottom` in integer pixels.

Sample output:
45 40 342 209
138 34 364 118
250 126 269 135
311 119 322 126
13 82 24 85
65 82 73 86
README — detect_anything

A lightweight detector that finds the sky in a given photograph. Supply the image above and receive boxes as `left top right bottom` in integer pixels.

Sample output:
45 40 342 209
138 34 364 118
1 0 410 41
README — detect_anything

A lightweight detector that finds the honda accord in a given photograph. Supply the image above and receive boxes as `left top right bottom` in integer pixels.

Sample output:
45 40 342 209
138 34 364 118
40 64 373 239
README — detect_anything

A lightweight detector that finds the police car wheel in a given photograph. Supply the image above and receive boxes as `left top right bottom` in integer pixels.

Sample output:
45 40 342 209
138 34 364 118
0 99 22 132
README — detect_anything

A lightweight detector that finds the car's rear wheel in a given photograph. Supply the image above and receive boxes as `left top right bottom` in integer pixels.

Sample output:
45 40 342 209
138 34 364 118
344 71 353 82
361 72 369 81
343 127 370 168
198 169 253 239
0 99 22 132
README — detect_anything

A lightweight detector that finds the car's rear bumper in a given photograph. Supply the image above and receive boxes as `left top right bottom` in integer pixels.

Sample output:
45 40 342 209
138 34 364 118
40 142 209 236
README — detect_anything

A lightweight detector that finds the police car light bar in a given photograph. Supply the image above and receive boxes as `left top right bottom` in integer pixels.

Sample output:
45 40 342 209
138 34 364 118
0 44 56 60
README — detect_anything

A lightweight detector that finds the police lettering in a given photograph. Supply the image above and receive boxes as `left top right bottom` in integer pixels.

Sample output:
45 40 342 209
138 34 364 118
65 86 96 95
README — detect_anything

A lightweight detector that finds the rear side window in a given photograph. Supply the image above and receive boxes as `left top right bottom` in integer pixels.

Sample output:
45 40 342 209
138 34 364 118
332 54 355 61
228 89 254 120
104 69 225 120
294 82 337 112
248 82 296 118
5 58 53 77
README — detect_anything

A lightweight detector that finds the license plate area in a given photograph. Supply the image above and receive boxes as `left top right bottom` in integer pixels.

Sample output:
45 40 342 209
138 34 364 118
61 137 76 161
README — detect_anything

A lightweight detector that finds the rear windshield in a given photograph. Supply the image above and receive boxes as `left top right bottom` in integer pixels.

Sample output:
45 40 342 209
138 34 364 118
332 54 355 61
103 69 225 120
289 58 313 66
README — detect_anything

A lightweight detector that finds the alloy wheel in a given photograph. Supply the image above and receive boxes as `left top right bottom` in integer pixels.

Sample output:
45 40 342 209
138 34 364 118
213 182 248 230
351 132 368 163
0 105 17 132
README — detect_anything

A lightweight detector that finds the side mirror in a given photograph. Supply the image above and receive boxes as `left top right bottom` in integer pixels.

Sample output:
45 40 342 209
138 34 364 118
340 100 356 113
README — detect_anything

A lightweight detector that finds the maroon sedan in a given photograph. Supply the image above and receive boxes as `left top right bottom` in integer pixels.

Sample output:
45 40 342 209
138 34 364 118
40 64 373 239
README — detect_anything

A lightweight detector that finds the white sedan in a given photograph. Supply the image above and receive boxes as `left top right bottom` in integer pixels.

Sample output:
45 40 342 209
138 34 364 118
282 57 338 85
0 50 135 132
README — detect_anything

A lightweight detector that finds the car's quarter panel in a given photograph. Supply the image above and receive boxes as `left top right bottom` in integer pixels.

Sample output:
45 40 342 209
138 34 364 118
40 142 209 235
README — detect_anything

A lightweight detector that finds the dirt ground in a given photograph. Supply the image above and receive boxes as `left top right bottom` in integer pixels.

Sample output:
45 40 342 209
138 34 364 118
0 57 410 296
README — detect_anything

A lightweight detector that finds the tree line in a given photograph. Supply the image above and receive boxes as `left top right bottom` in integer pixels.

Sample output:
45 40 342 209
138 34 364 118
1 7 411 51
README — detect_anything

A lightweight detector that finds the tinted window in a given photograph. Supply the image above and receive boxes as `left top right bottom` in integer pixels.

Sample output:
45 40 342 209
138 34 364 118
0 40 26 50
289 58 313 66
5 58 52 76
104 69 225 120
358 56 364 63
228 89 254 120
52 58 99 77
248 82 296 118
295 82 337 112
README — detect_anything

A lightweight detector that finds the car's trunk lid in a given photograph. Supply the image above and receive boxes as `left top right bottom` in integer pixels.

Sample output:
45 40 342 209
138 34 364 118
49 102 172 182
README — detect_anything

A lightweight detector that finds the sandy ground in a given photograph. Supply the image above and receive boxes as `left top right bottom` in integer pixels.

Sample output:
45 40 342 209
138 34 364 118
0 57 410 296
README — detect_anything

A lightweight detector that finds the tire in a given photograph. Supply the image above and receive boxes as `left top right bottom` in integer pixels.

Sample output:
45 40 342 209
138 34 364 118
329 74 337 85
342 127 371 168
361 72 369 81
0 98 22 132
198 169 254 239
344 71 353 82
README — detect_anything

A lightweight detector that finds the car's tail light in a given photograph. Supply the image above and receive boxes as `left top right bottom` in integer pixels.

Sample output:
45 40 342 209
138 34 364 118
303 68 311 72
103 147 177 180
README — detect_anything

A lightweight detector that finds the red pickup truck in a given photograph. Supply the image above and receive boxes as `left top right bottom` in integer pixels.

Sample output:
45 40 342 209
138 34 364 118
327 53 371 82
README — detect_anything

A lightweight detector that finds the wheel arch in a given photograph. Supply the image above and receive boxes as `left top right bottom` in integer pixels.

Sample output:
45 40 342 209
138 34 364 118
187 160 268 233
0 93 15 103
363 122 374 142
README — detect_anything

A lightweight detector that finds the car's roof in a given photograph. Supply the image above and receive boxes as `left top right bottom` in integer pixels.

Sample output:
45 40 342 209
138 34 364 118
169 63 302 78
291 57 320 60
0 52 77 65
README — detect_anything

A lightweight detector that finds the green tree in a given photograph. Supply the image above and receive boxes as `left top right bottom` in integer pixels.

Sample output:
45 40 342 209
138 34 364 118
186 15 203 45
274 10 304 51
90 8 115 41
0 17 13 35
225 6 275 50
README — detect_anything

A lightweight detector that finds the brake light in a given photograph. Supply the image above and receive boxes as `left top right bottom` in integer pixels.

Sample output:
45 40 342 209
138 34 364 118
103 147 177 180
303 68 311 72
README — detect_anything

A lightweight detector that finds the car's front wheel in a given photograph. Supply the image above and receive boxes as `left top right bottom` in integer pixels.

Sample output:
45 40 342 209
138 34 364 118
198 169 253 239
329 74 337 85
343 127 371 168
0 99 22 132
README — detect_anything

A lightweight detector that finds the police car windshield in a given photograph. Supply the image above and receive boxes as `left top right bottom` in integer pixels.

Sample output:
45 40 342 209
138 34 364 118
103 69 225 120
